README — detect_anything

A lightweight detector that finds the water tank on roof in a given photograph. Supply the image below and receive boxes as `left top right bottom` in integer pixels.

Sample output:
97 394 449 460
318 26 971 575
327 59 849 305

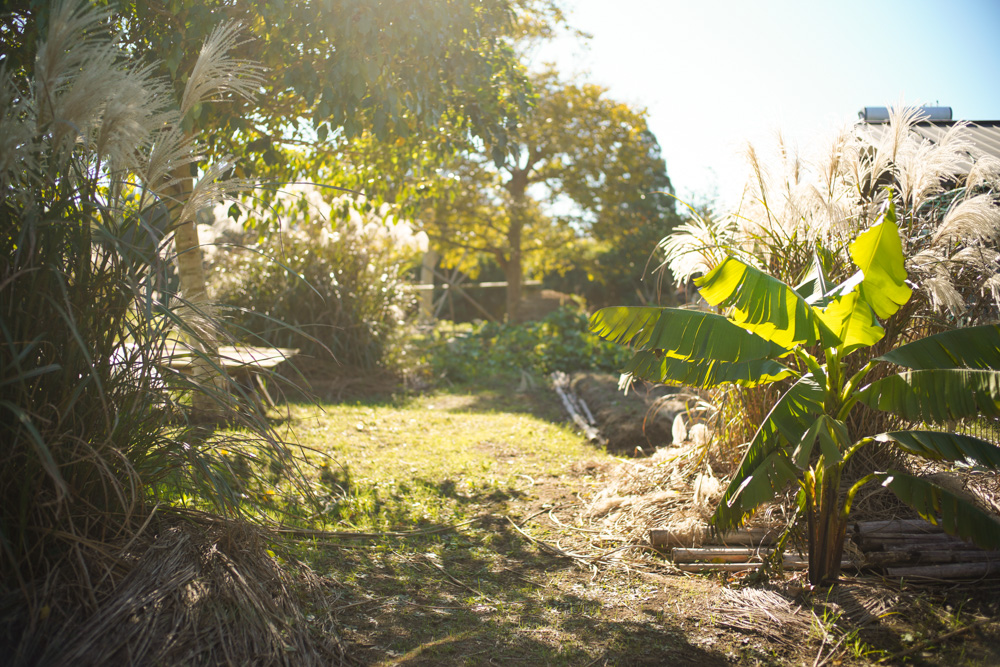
860 106 953 122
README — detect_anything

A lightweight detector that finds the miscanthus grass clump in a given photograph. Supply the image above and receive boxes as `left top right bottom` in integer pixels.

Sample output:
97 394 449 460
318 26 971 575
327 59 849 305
1 2 342 663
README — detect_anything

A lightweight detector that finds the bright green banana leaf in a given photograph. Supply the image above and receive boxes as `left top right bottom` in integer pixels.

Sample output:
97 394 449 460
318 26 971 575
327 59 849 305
857 369 1000 421
793 248 835 307
849 207 912 320
819 290 884 355
876 431 1000 468
877 324 1000 370
712 449 800 533
694 257 841 349
589 306 787 361
877 470 1000 550
623 350 792 389
791 415 848 470
712 375 824 532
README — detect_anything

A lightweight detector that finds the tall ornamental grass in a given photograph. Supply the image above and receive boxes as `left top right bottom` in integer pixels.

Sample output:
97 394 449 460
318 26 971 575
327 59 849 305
0 3 307 655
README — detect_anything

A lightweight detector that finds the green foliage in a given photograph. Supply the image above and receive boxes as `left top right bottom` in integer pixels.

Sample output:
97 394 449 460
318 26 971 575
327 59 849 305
592 203 1000 585
2 0 532 186
209 194 421 373
426 307 630 384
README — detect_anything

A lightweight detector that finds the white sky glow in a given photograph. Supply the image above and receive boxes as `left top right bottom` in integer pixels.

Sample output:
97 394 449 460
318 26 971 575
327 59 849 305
533 0 1000 208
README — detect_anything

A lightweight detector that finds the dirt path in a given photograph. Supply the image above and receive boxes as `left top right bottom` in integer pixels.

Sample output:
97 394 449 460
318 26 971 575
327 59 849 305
290 386 1000 666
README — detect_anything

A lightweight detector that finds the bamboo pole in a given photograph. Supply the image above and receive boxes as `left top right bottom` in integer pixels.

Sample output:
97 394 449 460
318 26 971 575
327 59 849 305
853 519 942 534
650 528 783 548
886 562 1000 578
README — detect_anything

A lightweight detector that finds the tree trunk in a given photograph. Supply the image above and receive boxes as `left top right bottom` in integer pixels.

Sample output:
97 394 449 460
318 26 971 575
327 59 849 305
503 243 523 323
807 472 848 586
504 168 529 323
169 167 222 418
419 249 441 323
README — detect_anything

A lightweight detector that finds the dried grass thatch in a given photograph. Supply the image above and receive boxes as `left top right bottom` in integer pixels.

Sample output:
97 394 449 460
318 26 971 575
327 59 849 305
580 423 791 552
1 512 351 667
712 583 897 649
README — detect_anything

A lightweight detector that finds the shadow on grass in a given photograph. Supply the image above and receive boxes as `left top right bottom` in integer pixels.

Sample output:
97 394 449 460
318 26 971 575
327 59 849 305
295 514 734 666
310 465 529 531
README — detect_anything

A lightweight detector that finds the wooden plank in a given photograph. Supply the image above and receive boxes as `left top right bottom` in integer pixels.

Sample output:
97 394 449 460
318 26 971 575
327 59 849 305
158 345 298 371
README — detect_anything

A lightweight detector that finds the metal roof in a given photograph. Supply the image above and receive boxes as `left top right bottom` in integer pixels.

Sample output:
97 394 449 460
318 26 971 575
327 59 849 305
858 119 1000 174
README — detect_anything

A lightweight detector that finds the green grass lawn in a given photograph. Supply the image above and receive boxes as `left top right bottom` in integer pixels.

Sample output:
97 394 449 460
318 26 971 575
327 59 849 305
228 383 1000 667
286 388 595 533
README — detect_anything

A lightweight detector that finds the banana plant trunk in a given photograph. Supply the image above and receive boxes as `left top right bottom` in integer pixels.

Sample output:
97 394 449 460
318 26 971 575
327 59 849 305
806 471 848 586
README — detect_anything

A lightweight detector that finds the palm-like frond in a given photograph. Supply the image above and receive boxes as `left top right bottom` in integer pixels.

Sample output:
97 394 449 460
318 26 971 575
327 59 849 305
695 257 840 348
848 209 912 319
712 375 824 532
877 431 1000 468
589 306 787 360
857 368 1000 421
623 350 792 389
819 290 883 355
877 324 1000 370
713 450 800 533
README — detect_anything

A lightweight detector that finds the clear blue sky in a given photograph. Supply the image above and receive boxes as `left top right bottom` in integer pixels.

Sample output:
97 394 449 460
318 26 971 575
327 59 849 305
533 0 1000 207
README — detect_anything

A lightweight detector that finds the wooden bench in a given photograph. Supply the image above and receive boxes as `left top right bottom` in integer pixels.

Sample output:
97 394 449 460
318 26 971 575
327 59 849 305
123 343 298 409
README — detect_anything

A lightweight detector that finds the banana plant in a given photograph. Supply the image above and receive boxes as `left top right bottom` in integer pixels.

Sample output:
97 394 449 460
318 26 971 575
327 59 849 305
590 203 1000 585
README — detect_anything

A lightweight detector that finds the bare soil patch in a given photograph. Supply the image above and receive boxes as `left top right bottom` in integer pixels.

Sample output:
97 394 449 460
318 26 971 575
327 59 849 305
569 372 692 454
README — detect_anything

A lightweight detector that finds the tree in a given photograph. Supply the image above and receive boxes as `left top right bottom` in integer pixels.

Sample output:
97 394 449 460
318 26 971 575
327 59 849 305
2 0 536 402
591 202 1000 586
424 69 678 321
2 0 531 159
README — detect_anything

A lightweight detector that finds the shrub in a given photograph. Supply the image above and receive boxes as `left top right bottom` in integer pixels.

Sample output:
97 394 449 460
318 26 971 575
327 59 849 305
426 305 631 384
208 191 424 373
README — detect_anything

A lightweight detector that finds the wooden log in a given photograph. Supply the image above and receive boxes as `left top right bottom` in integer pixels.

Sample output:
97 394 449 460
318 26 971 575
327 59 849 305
551 371 604 444
650 527 782 548
865 549 1000 567
886 562 1000 578
708 529 785 546
673 547 766 562
674 562 763 572
856 532 968 549
674 559 852 573
871 539 982 553
853 519 943 534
